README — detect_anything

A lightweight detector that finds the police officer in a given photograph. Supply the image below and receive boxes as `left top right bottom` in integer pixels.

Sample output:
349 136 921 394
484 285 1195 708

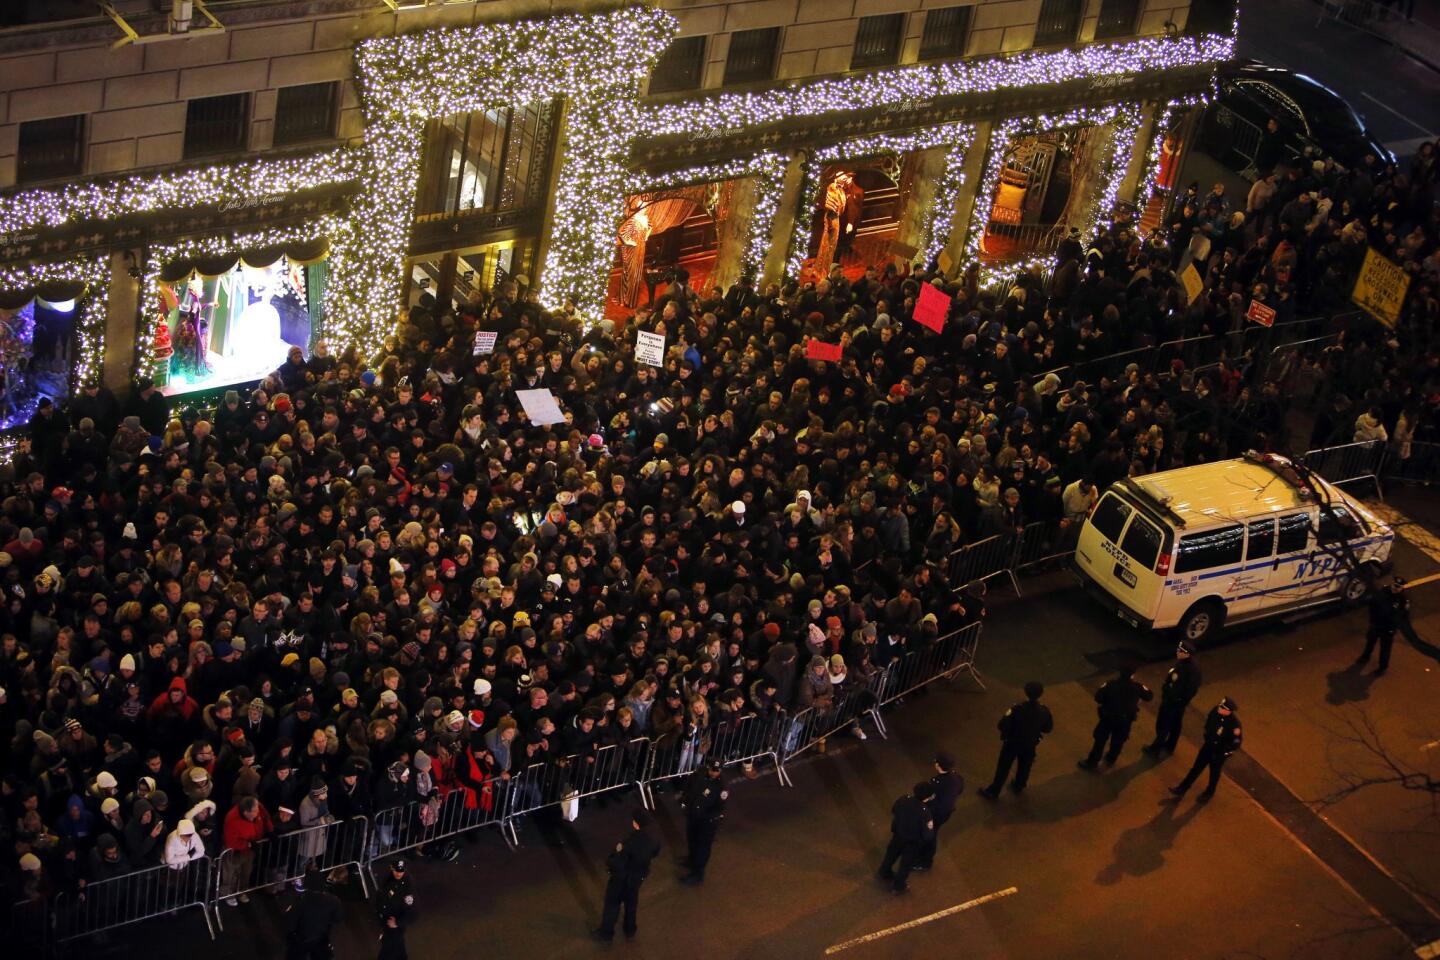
916 753 964 871
1078 665 1153 770
1143 642 1202 757
593 809 662 942
285 868 342 960
376 859 414 960
978 681 1053 799
679 758 728 884
876 782 935 894
1170 697 1243 803
1356 576 1410 675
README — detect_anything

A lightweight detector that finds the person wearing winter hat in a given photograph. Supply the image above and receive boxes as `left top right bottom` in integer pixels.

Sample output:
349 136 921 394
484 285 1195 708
163 818 205 869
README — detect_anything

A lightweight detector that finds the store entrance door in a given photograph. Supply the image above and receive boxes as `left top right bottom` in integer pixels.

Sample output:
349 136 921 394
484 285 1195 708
406 239 532 315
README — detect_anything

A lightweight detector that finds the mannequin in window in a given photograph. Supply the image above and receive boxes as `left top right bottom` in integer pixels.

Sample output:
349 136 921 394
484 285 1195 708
815 170 864 274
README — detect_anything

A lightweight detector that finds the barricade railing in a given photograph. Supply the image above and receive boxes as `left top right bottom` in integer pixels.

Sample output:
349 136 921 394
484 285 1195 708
1010 518 1078 572
1382 440 1439 487
213 813 371 925
946 534 1021 595
780 679 885 765
641 713 787 804
504 738 651 824
873 624 985 711
1303 440 1387 497
6 895 50 957
367 777 519 884
53 856 215 944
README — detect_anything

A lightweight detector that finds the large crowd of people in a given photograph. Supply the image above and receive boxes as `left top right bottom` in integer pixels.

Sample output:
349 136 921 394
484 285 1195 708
1 130 1436 927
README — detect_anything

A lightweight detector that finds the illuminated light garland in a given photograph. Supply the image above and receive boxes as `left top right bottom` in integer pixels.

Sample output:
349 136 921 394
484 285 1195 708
138 219 342 378
1133 94 1212 236
783 124 975 279
0 258 109 392
338 7 674 352
0 149 356 234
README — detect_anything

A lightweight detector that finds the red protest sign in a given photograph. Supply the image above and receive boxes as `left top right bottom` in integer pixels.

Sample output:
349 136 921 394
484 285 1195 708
805 339 843 362
912 282 949 333
1245 299 1276 327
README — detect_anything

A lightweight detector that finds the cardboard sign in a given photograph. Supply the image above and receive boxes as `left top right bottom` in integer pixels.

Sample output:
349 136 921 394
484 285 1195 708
936 249 954 275
515 388 567 426
472 330 498 355
634 330 666 367
1351 247 1410 328
1179 264 1204 304
912 282 949 333
1245 299 1276 327
805 340 843 362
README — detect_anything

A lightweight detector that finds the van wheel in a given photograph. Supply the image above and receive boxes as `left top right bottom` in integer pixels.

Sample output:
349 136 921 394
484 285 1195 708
1341 562 1382 606
1178 601 1225 646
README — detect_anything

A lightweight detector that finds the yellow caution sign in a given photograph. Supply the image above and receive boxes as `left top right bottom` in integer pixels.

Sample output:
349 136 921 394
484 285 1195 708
1180 264 1203 304
1351 247 1410 328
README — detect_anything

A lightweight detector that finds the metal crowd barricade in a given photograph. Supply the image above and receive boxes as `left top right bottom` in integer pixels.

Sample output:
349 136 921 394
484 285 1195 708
640 713 786 806
53 857 216 944
1069 346 1155 387
780 679 886 765
1303 440 1387 497
504 739 650 824
1383 440 1439 487
946 534 1021 595
1010 519 1077 572
367 778 519 884
873 624 984 711
6 895 50 957
213 814 371 925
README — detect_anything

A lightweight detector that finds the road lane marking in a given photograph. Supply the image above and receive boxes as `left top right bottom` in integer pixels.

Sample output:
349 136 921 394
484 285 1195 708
1417 937 1440 959
824 887 1018 955
1361 92 1437 137
1403 572 1440 590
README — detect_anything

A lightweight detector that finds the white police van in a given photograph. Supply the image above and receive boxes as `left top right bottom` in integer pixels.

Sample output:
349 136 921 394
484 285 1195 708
1073 452 1394 644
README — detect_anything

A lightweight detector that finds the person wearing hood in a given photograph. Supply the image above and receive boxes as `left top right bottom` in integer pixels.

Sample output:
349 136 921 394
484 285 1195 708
1353 405 1389 444
123 797 166 867
163 818 205 869
146 677 200 754
56 793 99 849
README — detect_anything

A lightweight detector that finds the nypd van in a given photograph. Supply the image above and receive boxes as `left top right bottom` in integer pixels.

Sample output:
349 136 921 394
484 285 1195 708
1072 452 1394 644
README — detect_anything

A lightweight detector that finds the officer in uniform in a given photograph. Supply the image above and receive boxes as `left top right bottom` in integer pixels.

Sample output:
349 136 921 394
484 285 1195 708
1171 697 1243 803
1078 665 1153 770
916 753 964 871
1356 576 1409 675
285 869 343 960
876 781 935 894
593 809 662 942
376 859 414 960
679 758 728 884
979 681 1053 798
1143 642 1202 757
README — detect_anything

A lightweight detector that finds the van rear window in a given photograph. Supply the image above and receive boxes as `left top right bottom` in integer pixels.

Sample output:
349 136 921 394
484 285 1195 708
1174 524 1244 574
1120 516 1162 569
1091 494 1131 543
1316 506 1356 544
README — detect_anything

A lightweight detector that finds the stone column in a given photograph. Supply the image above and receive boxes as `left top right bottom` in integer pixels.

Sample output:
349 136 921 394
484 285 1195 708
761 150 808 288
1116 100 1162 206
940 120 993 273
103 250 141 394
711 175 757 293
893 145 947 269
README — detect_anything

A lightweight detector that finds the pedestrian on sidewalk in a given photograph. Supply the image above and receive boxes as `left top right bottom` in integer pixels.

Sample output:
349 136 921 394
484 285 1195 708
1171 698 1243 803
1355 576 1409 676
979 681 1053 799
678 759 728 884
916 754 963 871
877 782 935 894
1078 666 1152 770
593 810 661 942
1144 642 1202 758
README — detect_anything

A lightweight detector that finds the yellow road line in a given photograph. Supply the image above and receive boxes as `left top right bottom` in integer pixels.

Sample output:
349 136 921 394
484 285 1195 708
1404 572 1440 590
824 886 1018 955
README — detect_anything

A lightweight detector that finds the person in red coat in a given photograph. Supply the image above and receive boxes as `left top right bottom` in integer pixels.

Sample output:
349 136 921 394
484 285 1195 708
220 795 273 905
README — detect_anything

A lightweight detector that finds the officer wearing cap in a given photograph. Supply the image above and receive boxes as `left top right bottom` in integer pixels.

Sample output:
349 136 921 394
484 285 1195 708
376 858 414 960
593 809 662 942
1170 697 1243 803
979 681 1053 799
1356 576 1410 676
916 753 964 871
877 781 935 893
679 758 728 885
1143 641 1202 758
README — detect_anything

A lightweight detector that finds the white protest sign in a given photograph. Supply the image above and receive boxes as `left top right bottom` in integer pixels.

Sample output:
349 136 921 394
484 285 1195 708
634 330 666 367
515 388 567 426
473 330 497 355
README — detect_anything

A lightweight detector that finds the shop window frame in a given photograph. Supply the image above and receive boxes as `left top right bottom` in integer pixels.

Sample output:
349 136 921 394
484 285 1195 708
1094 0 1142 40
851 13 905 70
648 35 707 95
16 114 86 183
1033 0 1083 47
273 82 339 147
919 6 974 61
724 27 781 85
184 93 251 159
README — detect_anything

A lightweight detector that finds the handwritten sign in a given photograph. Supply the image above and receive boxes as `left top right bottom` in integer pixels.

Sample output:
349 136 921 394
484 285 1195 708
912 282 949 333
473 331 497 355
1179 264 1204 304
634 330 666 367
515 389 566 426
1244 299 1275 327
805 340 843 362
1351 247 1410 328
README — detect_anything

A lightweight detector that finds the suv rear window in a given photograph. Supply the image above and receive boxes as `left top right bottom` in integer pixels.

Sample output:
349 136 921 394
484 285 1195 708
1091 494 1132 543
1174 524 1244 574
1120 515 1163 569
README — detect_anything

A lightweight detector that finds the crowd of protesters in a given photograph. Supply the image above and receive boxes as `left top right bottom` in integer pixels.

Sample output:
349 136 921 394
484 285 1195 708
1 129 1437 925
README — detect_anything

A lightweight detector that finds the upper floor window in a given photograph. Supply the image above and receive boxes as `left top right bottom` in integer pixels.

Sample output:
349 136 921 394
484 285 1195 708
851 13 905 69
184 93 250 158
649 36 707 94
1034 0 1083 47
17 115 85 183
274 82 338 146
415 101 558 218
919 6 974 61
1094 0 1142 40
724 27 781 85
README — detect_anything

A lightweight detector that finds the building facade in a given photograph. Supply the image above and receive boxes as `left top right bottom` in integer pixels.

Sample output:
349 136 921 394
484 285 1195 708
0 0 1235 419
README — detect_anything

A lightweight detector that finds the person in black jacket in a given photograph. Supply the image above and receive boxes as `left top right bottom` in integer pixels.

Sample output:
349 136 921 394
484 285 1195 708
679 758 727 884
376 858 414 960
876 781 935 894
1171 698 1244 803
1078 666 1153 770
1355 576 1410 675
979 681 1053 799
593 810 662 942
916 753 964 871
285 868 343 960
1144 642 1202 757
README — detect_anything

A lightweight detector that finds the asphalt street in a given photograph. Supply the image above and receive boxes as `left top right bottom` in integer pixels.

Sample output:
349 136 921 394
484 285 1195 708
108 487 1440 960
